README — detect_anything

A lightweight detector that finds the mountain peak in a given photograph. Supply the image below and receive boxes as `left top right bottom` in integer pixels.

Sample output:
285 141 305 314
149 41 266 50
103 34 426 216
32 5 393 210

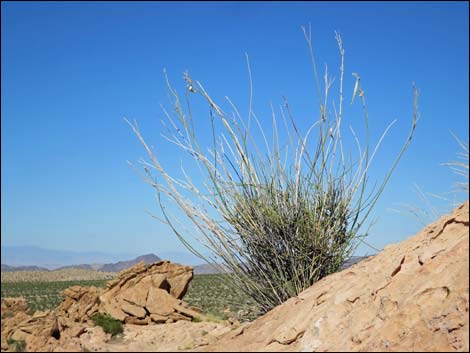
98 254 161 272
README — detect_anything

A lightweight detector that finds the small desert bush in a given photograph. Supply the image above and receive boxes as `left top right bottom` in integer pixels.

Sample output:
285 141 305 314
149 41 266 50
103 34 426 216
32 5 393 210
91 313 123 336
7 338 26 352
128 26 418 314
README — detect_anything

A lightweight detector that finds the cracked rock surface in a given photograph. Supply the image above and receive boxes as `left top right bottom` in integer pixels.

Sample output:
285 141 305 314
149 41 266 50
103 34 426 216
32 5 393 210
199 201 469 352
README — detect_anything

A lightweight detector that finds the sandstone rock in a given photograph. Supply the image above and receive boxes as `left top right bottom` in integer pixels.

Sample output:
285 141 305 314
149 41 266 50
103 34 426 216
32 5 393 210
100 303 127 322
175 303 206 322
121 303 147 319
1 309 31 352
76 321 232 352
146 287 178 316
124 316 152 325
200 201 470 352
2 288 110 352
98 260 200 324
1 298 28 318
32 310 52 320
121 285 148 307
2 310 61 352
56 286 101 324
167 267 193 299
1 260 206 352
150 313 167 323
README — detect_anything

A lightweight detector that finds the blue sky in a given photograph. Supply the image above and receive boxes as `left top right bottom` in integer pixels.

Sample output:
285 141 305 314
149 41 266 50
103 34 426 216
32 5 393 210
1 1 468 260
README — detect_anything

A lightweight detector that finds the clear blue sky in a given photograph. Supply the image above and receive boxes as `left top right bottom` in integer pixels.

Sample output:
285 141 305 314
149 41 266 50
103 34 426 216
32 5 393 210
2 1 468 259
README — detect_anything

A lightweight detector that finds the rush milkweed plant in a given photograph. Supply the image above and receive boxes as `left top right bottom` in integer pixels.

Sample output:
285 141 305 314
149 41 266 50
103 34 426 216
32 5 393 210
127 27 418 314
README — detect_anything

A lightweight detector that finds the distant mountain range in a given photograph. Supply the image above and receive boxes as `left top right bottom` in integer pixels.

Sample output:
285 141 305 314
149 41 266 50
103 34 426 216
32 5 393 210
1 245 221 274
1 254 222 275
1 253 162 273
1 245 204 269
193 263 226 275
1 264 50 272
1 245 370 275
1 246 138 269
54 254 161 272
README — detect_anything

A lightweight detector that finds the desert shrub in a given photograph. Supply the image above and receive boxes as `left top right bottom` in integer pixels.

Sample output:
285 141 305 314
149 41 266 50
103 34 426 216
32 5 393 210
7 338 26 352
91 313 123 336
128 27 418 314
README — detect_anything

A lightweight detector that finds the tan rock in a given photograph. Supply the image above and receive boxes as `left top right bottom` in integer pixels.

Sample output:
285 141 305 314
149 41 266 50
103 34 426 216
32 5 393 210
1 258 208 351
1 297 28 318
32 310 52 320
145 287 178 316
149 313 168 323
62 286 85 300
150 273 169 288
121 303 147 319
10 329 29 342
175 304 206 321
96 260 196 324
167 268 193 299
56 286 101 324
121 285 149 307
200 201 470 352
170 312 193 322
73 321 232 352
125 316 152 325
100 303 127 322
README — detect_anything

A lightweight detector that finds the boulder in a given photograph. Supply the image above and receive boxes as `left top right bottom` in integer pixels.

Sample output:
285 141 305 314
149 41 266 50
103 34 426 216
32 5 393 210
55 285 101 324
146 287 179 316
98 260 204 323
121 303 147 319
1 310 30 351
1 298 28 318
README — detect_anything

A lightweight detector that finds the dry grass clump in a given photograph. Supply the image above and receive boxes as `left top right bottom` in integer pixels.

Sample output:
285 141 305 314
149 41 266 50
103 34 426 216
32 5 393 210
128 26 418 313
442 132 469 192
389 132 468 226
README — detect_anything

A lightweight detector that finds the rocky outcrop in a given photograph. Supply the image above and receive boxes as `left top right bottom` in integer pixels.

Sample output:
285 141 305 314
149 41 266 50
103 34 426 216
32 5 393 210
1 299 31 351
200 201 469 352
1 260 203 352
1 298 28 318
1 287 107 352
99 260 204 324
56 285 101 323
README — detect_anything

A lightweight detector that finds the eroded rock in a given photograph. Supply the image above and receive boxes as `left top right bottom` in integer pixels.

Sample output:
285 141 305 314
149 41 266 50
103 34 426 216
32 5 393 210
1 298 28 318
200 201 470 352
99 260 204 323
1 260 204 352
